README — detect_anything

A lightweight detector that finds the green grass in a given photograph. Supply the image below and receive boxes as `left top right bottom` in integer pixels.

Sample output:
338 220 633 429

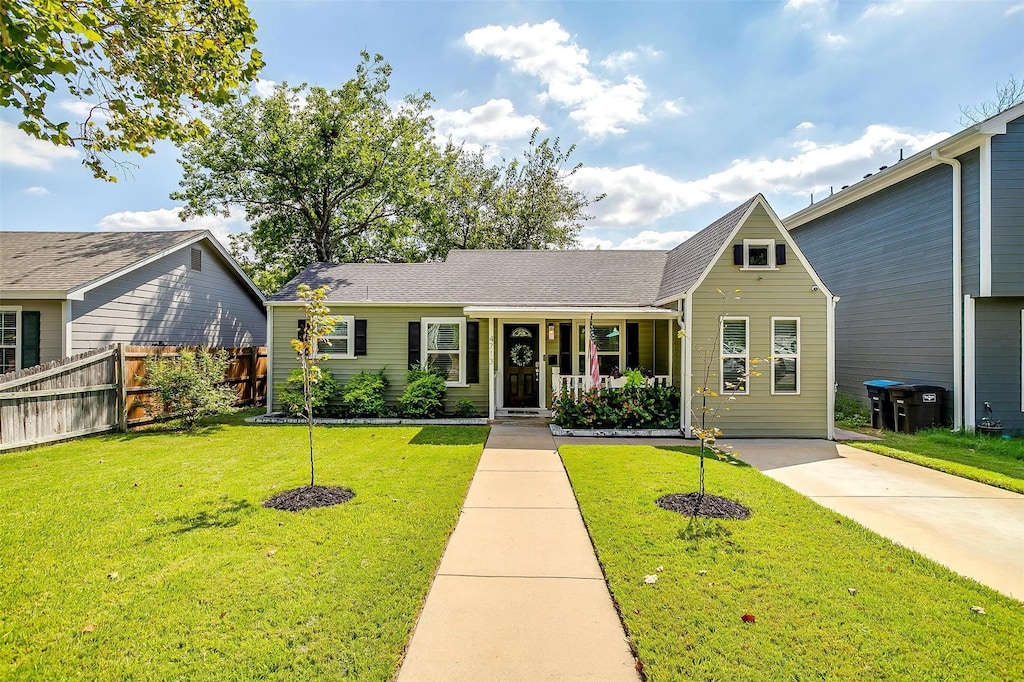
845 428 1024 495
0 414 487 680
560 444 1023 681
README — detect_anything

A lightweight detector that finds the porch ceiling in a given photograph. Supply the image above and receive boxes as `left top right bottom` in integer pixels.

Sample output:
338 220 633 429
463 305 679 319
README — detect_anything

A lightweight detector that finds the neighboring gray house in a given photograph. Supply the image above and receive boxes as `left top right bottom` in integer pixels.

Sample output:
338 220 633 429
786 102 1024 434
0 230 266 371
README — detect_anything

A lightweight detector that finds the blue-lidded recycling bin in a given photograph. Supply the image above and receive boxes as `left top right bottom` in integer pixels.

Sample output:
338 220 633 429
864 379 901 430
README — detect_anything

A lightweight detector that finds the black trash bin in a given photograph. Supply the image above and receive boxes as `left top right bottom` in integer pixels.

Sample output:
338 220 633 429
864 379 900 430
888 384 947 434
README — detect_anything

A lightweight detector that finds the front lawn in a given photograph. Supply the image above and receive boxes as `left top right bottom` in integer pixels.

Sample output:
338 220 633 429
846 428 1024 494
0 416 487 680
561 444 1023 680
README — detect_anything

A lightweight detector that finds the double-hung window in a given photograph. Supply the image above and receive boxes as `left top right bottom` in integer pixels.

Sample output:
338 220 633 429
720 317 749 395
321 315 355 358
771 317 800 394
0 308 20 374
577 324 621 375
423 317 466 386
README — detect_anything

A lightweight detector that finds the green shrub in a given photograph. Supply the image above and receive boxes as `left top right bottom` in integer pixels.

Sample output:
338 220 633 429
552 384 680 430
276 368 339 417
453 398 478 418
142 348 237 429
342 369 389 417
400 365 448 418
835 391 870 428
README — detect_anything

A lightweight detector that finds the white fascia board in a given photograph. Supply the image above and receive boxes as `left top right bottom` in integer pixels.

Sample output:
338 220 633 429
0 289 69 300
67 231 265 304
783 101 1024 230
463 305 679 318
266 300 468 308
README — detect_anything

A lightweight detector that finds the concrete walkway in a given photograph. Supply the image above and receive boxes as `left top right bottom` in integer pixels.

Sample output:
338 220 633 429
731 439 1024 601
397 425 638 681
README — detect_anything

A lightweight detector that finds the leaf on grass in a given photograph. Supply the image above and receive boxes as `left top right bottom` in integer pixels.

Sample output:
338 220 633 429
643 575 657 584
82 623 96 633
741 613 756 623
267 548 278 557
971 606 986 615
107 572 119 580
848 588 858 596
220 611 227 619
656 566 664 573
698 569 708 576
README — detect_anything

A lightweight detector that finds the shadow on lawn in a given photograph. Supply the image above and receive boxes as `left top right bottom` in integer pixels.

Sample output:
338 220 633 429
155 497 256 535
653 445 753 468
409 426 489 446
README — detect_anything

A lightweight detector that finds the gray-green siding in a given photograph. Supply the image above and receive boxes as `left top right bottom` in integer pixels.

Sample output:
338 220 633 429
791 165 955 411
991 115 1024 296
960 148 981 297
974 297 1023 434
71 241 265 353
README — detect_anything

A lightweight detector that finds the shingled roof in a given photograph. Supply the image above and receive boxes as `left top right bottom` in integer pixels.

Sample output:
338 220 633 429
269 196 765 307
0 230 209 293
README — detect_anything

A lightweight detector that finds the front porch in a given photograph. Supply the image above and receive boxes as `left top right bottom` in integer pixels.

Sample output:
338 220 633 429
463 305 682 420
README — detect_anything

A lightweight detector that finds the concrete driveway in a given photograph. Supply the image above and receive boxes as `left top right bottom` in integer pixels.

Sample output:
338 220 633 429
727 439 1024 601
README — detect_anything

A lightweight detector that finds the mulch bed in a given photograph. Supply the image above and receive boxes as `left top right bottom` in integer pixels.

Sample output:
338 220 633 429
263 485 354 512
656 492 751 520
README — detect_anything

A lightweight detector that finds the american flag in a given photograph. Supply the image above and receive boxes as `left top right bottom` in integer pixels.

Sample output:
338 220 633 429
589 316 601 389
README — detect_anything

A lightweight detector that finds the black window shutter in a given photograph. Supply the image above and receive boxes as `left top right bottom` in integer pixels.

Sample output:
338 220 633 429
626 322 639 369
733 244 744 265
775 243 787 265
354 319 367 356
297 319 308 342
466 321 480 383
559 323 572 374
21 311 40 368
408 321 421 369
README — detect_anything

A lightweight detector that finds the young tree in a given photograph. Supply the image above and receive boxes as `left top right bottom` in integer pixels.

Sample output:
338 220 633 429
173 52 440 288
1 0 262 181
959 75 1024 125
291 284 338 487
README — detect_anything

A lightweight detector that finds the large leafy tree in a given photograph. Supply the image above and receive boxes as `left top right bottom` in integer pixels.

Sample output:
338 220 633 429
173 52 439 293
0 0 262 180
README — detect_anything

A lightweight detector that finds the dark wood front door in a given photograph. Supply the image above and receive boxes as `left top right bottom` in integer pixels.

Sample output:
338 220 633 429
504 324 539 408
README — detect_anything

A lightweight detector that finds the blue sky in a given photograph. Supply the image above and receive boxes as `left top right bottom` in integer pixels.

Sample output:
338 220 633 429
2 0 1022 251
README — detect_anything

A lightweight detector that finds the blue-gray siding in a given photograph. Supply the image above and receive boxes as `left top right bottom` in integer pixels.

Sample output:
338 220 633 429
71 240 265 352
791 165 954 406
991 115 1024 296
960 148 981 297
974 297 1023 434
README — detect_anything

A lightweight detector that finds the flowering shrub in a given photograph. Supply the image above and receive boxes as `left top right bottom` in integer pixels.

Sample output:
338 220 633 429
551 383 680 429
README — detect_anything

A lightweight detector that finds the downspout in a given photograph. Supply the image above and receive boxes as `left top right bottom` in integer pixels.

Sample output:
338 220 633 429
931 149 963 431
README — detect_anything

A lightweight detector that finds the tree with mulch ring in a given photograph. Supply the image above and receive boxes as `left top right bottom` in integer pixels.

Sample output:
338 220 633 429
268 283 353 511
655 492 750 520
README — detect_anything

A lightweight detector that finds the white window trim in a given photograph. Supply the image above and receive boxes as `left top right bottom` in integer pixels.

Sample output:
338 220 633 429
741 238 777 270
770 317 800 395
422 317 467 387
319 314 356 359
720 316 750 396
0 306 22 373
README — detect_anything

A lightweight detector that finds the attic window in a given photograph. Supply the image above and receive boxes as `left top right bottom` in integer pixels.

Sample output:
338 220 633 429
190 248 202 271
733 239 784 270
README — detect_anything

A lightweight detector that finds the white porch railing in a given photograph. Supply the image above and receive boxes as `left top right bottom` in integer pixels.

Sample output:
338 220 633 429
550 371 672 400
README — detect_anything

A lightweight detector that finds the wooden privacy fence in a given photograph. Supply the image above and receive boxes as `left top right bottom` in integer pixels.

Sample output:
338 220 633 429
0 344 267 452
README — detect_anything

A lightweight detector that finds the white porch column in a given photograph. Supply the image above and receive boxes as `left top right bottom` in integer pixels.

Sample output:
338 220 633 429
487 317 495 420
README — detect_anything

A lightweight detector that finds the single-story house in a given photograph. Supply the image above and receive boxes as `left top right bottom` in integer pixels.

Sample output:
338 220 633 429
267 194 837 438
786 102 1024 434
0 230 266 371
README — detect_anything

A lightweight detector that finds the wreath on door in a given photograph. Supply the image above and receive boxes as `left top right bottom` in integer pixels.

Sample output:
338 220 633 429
510 344 534 367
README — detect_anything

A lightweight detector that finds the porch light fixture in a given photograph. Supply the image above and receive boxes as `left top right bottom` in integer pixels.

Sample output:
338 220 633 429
548 324 555 340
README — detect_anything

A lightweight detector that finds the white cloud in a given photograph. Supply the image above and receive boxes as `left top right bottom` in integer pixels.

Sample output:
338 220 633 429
23 186 50 196
432 98 544 148
97 208 248 245
617 230 697 250
578 235 614 250
1006 2 1024 15
600 50 636 70
795 121 815 130
785 0 827 10
661 98 688 116
254 78 278 97
824 32 849 46
464 20 650 137
862 3 905 19
57 100 108 121
571 165 712 227
0 121 79 170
